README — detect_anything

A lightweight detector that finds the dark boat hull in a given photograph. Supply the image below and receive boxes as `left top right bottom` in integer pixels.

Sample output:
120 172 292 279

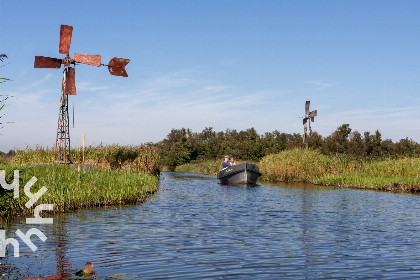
217 162 261 185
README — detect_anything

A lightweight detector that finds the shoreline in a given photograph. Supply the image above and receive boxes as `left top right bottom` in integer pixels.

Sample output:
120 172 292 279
174 168 420 194
0 163 159 220
174 150 420 193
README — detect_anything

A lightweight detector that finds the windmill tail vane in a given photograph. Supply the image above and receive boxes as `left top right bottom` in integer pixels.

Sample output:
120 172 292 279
34 24 130 164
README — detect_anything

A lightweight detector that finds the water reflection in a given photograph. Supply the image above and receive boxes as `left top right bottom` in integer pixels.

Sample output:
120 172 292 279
3 172 420 279
53 215 72 278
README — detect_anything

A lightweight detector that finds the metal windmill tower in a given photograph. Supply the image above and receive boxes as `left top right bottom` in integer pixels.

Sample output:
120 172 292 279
302 100 317 148
34 25 130 163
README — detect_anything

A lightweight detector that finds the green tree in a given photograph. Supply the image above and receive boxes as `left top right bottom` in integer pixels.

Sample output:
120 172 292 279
381 139 397 157
396 138 420 157
261 131 287 155
165 136 192 171
323 124 352 154
241 128 263 160
348 131 364 155
363 131 383 157
286 133 304 150
307 131 323 150
372 130 383 156
197 127 218 159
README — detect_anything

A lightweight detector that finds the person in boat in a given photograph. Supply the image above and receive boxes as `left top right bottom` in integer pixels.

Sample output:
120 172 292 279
230 156 236 166
222 155 231 168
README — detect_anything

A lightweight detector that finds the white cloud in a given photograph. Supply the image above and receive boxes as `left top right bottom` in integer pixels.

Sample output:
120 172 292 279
19 73 54 92
305 80 336 91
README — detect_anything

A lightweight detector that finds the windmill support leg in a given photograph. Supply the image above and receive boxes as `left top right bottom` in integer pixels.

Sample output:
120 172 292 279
303 134 308 150
306 122 312 149
55 68 71 164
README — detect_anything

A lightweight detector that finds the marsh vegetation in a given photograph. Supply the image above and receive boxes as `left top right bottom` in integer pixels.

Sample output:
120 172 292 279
260 149 420 192
0 145 161 220
162 126 420 192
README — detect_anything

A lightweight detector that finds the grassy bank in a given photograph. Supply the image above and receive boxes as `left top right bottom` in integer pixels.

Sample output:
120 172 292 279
0 163 159 220
175 159 221 175
260 149 420 192
0 145 161 220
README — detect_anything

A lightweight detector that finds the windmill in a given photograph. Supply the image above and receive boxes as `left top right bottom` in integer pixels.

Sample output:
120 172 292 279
34 25 130 164
302 100 317 148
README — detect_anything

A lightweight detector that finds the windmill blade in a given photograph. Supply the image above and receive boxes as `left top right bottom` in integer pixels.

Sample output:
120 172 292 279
34 56 62 68
309 110 317 118
59 25 73 54
74 53 101 67
303 121 307 135
305 101 310 116
108 57 130 77
65 67 76 95
0 54 8 62
302 118 308 125
311 117 315 122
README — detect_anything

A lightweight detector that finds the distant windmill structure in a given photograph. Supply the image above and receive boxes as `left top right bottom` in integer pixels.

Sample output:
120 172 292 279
34 25 130 163
302 100 317 148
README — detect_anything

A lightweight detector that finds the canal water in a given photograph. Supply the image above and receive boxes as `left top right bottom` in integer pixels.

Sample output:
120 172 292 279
3 171 420 279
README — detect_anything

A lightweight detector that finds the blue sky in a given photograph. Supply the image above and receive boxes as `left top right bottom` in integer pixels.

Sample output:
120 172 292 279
1 0 420 151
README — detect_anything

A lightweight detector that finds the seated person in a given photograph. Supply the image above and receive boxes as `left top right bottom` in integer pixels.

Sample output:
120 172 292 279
222 155 231 168
230 157 236 166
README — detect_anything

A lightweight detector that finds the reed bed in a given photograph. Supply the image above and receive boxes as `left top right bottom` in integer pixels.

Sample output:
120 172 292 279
259 149 364 182
314 173 420 192
259 148 420 192
363 157 420 177
11 144 160 175
0 163 159 220
175 159 222 175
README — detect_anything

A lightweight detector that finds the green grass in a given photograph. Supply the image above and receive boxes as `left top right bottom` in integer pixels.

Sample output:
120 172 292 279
0 163 159 220
259 148 420 192
175 159 222 175
363 157 420 177
1 145 161 220
259 149 365 182
314 173 420 192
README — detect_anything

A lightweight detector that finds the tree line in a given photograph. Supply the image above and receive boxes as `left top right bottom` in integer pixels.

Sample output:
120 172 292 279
157 125 420 171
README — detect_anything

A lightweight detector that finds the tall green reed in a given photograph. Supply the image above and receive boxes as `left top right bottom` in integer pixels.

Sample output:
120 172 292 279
259 148 420 192
0 163 159 220
11 144 161 174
